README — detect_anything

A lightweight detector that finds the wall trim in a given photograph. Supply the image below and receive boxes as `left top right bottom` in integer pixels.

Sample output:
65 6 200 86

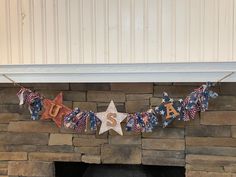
0 62 235 83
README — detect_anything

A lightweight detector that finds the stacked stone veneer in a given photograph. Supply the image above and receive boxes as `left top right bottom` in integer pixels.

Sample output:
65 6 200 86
0 83 235 177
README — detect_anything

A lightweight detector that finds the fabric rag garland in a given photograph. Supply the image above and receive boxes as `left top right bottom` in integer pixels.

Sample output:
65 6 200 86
16 82 218 135
17 88 43 120
64 107 100 133
181 83 218 121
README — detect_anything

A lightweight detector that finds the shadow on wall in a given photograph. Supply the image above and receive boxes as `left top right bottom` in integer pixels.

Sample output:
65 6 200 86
55 162 185 177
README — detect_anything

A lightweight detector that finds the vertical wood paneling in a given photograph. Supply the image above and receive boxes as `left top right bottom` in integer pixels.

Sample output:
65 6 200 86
45 0 56 64
1 0 236 64
9 0 21 64
95 0 106 63
33 0 43 64
147 0 160 62
218 0 233 60
82 0 93 63
189 0 202 61
175 0 189 61
234 0 236 59
70 0 81 64
203 0 219 60
108 0 119 63
134 0 144 62
21 0 32 64
120 0 131 63
162 0 175 61
57 0 68 64
0 0 9 64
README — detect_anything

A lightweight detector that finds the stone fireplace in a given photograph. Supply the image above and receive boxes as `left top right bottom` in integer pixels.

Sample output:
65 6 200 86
0 83 235 177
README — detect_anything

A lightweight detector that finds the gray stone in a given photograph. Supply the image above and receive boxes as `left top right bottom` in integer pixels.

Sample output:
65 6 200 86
101 145 141 164
8 121 59 133
87 91 125 102
142 128 184 139
142 139 185 150
186 125 231 137
109 135 141 145
0 133 49 145
8 161 54 177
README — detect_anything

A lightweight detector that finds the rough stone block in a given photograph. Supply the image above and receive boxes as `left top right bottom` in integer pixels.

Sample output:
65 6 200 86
109 135 141 145
64 91 86 101
209 96 236 111
126 94 152 101
8 121 59 133
70 83 111 91
219 83 236 96
224 164 236 173
150 97 162 106
0 145 37 152
186 164 224 172
28 152 81 162
0 113 24 123
101 144 141 164
0 88 19 104
49 134 72 146
36 145 74 152
201 111 236 125
142 128 184 139
185 125 231 137
125 100 150 113
59 127 76 134
73 102 97 112
142 139 185 150
74 147 100 155
82 155 101 164
111 83 153 93
0 168 7 175
186 137 236 147
186 155 236 166
186 171 231 177
154 85 196 97
232 126 236 138
87 91 125 102
73 137 107 147
0 152 27 160
0 124 8 132
186 146 236 156
142 150 185 159
8 161 54 177
0 105 28 114
0 133 49 145
142 156 185 166
23 83 69 90
97 102 125 112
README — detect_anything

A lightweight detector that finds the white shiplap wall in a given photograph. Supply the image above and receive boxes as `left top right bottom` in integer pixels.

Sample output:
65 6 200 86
0 0 236 64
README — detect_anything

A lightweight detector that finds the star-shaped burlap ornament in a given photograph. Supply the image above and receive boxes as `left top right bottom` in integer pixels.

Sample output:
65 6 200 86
41 92 72 127
155 92 183 127
96 100 127 135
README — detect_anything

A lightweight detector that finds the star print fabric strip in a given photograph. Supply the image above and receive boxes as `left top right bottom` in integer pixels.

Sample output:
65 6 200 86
64 108 100 133
182 83 218 121
126 110 158 133
17 88 43 120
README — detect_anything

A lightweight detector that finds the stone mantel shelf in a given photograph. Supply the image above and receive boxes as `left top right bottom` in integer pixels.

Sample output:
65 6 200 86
0 62 235 83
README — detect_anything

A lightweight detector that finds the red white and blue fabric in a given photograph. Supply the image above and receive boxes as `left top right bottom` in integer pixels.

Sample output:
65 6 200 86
126 110 158 133
17 88 43 120
155 92 183 128
64 108 100 133
181 83 218 121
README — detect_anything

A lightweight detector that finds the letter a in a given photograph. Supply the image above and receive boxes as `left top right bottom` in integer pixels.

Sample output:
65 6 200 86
164 103 179 119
